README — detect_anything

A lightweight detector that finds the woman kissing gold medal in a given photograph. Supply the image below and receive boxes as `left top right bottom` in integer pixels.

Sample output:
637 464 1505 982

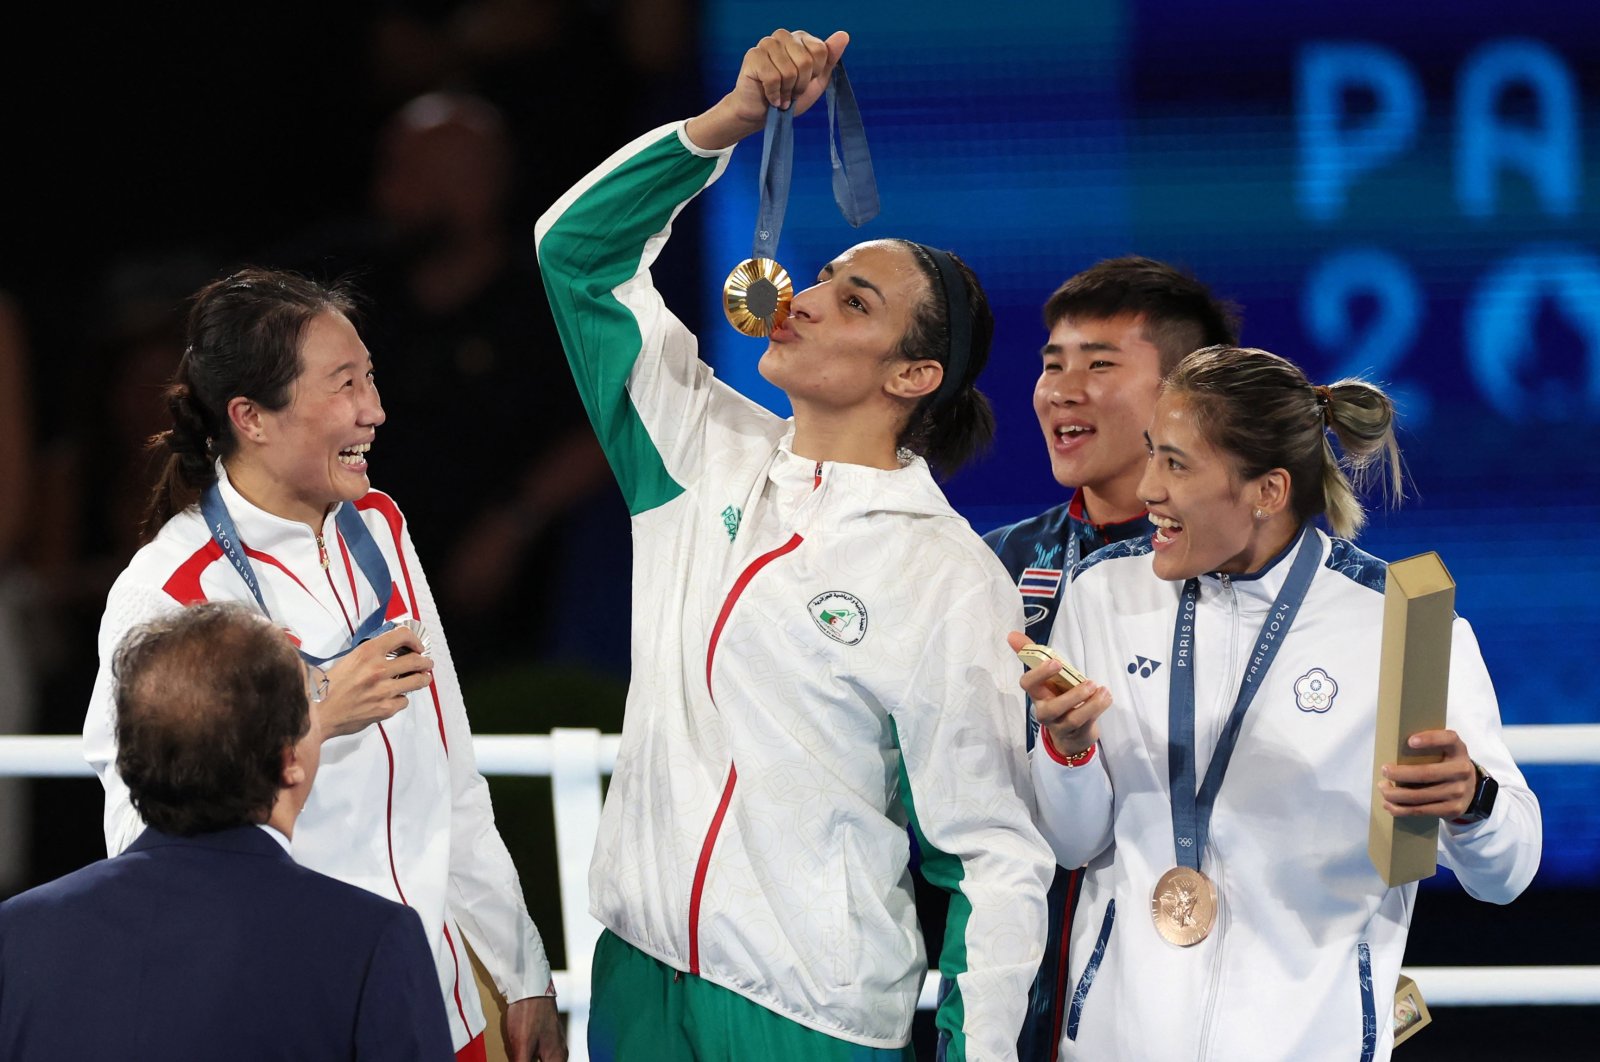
723 62 878 337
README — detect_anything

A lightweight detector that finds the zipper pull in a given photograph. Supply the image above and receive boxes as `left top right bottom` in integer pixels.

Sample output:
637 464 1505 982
315 533 330 571
812 461 823 491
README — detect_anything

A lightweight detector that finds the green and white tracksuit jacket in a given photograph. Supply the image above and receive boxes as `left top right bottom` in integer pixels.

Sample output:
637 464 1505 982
536 121 1054 1057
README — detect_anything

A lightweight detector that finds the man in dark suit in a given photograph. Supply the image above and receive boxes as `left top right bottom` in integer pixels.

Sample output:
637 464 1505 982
0 602 455 1061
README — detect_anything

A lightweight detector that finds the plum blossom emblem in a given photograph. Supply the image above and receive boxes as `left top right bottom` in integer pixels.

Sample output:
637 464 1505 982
1294 668 1338 713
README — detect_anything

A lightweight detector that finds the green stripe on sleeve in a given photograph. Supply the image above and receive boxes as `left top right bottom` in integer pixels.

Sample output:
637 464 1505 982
537 129 719 516
890 718 970 1061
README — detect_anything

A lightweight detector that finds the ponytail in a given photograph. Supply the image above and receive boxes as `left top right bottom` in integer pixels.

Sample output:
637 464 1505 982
141 380 222 539
1318 379 1402 539
1165 346 1405 540
892 241 996 477
904 388 996 476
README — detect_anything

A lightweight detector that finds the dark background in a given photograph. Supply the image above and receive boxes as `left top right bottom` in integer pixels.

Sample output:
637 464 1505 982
2 1 1594 1057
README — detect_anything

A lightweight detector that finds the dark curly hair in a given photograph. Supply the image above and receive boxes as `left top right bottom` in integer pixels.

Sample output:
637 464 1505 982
114 602 310 836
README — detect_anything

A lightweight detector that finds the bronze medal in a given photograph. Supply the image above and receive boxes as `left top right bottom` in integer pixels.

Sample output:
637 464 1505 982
722 257 793 337
1150 866 1217 947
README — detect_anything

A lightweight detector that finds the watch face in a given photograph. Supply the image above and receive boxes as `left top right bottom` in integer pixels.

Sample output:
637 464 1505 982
1466 765 1498 822
1475 773 1499 818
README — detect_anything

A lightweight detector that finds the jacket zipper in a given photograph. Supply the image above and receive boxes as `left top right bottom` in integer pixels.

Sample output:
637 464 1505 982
1195 851 1227 1059
687 531 805 975
315 524 358 640
1047 868 1083 1058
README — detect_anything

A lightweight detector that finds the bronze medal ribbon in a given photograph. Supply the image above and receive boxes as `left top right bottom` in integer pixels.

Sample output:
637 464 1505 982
1155 524 1320 945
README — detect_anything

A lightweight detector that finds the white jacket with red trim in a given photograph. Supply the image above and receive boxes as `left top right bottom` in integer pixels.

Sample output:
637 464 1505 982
536 121 1053 1057
82 465 551 1051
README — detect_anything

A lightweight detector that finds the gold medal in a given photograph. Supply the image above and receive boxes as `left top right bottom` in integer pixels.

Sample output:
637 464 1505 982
725 66 875 338
722 257 793 337
1150 866 1217 946
1015 642 1089 697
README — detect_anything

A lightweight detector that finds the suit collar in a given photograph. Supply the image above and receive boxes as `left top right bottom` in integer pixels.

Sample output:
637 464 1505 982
125 824 293 861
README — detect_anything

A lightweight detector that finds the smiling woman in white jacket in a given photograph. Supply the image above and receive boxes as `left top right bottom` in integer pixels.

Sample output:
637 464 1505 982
81 268 563 1062
1021 345 1540 1062
536 27 1052 1062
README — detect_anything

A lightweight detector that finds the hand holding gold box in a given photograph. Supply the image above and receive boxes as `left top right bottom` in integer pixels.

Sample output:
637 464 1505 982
1369 552 1455 887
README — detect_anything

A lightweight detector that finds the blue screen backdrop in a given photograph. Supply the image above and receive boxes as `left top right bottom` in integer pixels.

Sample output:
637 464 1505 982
699 1 1599 886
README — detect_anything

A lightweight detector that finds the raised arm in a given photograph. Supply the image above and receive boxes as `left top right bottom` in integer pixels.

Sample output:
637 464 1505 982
534 30 847 517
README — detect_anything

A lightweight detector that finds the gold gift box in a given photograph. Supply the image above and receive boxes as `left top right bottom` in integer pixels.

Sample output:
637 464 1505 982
1368 551 1455 887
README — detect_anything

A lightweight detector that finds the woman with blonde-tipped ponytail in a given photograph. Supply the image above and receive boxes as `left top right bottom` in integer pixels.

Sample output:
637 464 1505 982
1016 344 1541 1061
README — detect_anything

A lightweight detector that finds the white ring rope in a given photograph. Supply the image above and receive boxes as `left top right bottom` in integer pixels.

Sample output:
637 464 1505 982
2 724 1596 1018
3 725 1595 777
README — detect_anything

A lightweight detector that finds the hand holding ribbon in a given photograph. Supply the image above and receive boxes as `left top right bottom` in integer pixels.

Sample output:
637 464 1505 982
719 31 880 336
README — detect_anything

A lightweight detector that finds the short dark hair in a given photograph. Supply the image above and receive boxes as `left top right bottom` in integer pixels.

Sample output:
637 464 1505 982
1043 256 1241 374
114 603 310 836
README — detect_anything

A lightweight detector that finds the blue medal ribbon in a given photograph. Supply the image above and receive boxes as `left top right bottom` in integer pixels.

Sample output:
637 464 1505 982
751 62 879 261
200 483 396 666
1167 524 1321 869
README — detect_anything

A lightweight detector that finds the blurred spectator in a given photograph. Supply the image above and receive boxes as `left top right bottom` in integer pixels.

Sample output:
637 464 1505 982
361 91 615 669
8 0 698 897
0 295 36 897
369 0 694 221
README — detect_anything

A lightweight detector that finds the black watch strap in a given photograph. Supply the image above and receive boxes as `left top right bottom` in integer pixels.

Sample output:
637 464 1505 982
1456 761 1499 824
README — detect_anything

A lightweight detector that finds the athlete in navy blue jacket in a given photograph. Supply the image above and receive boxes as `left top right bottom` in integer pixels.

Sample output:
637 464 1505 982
980 258 1238 1061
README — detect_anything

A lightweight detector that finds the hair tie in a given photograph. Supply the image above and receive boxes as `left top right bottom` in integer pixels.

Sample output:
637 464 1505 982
1312 384 1334 427
918 246 972 409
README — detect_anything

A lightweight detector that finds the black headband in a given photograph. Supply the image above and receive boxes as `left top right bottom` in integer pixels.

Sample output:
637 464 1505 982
919 246 973 408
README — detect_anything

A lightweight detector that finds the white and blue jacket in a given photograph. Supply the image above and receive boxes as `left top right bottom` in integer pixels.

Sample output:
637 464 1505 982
980 491 1150 1061
1032 528 1541 1062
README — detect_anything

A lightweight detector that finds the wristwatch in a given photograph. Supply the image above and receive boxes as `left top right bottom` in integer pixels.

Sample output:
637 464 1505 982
1455 761 1498 825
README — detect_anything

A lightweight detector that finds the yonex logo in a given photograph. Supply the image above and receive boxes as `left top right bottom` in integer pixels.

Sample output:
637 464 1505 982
1127 655 1163 678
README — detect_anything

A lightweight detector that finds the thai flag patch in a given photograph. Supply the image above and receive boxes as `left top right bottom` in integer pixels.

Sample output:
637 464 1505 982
1018 567 1063 599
